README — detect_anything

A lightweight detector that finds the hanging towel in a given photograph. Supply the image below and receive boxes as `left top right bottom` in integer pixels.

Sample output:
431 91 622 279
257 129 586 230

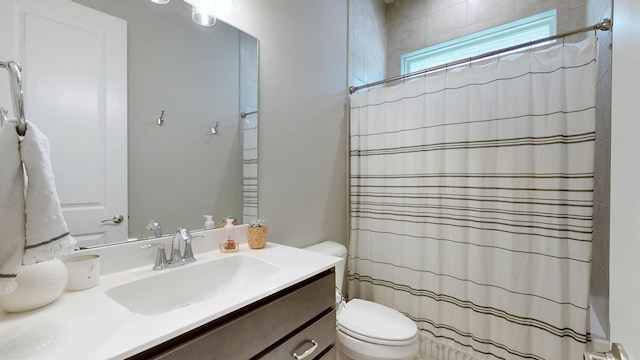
20 121 76 265
0 122 25 294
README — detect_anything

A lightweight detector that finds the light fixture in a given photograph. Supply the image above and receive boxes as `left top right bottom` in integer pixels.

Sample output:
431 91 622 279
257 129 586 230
151 0 226 27
184 0 237 18
191 7 216 26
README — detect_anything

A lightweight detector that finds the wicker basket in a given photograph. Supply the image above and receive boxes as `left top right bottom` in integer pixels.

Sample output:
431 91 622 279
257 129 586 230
247 227 268 249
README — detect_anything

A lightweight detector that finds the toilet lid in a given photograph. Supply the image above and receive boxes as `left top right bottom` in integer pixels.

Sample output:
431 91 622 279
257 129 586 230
337 299 418 345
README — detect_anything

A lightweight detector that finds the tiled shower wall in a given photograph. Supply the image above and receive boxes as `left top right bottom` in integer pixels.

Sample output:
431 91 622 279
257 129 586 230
349 0 613 341
348 0 386 88
588 0 612 341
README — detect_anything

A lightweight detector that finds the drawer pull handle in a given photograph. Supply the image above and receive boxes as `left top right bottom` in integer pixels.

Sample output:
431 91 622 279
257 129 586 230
292 339 319 360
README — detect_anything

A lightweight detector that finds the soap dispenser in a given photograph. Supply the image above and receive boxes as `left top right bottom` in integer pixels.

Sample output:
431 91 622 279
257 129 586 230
203 215 215 230
220 218 239 253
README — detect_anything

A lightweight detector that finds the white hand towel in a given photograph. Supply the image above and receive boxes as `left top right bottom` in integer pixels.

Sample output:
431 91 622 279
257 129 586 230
0 122 25 294
20 121 76 265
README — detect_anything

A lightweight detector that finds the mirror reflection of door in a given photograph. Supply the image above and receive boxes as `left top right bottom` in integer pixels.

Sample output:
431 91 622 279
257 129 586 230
0 0 128 247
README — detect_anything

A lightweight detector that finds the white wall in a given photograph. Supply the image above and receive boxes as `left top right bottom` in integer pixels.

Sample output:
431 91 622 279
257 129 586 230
220 0 349 248
610 0 640 356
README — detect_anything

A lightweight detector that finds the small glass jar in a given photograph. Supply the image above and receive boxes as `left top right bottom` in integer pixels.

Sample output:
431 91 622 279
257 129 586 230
220 239 239 253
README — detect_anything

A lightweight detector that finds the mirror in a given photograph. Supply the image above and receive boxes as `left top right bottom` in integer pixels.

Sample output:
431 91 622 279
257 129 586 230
22 0 258 245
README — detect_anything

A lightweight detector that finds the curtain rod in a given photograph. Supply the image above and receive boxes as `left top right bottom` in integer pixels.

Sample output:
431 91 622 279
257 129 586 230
241 111 258 118
349 18 612 94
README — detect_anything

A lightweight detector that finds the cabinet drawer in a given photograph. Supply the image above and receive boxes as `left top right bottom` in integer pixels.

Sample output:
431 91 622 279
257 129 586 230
145 270 335 360
318 346 337 360
260 309 336 360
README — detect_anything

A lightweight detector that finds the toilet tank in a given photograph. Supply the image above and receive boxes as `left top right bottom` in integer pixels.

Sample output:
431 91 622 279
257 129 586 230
303 241 347 291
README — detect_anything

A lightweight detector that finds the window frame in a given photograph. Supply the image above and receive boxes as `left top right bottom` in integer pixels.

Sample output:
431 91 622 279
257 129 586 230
400 10 557 75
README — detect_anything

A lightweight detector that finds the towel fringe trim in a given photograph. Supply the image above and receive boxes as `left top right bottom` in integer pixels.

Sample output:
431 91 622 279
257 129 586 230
22 234 76 266
24 231 71 250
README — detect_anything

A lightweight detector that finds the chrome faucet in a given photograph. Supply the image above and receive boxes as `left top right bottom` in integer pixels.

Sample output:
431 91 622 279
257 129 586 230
170 227 196 265
140 227 197 270
145 220 162 238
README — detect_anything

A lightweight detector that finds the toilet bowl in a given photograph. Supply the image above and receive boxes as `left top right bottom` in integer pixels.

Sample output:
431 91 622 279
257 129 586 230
304 241 420 360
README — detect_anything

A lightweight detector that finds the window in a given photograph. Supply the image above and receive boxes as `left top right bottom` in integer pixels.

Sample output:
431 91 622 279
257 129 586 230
400 10 557 74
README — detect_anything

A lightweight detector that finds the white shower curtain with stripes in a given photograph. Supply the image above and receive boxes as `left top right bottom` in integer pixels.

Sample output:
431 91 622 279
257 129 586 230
348 38 596 360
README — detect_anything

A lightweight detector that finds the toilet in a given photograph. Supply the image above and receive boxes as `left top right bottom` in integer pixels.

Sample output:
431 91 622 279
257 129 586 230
304 241 420 360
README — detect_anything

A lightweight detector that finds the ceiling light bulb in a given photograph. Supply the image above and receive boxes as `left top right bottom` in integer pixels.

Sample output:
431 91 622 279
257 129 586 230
150 0 170 4
184 0 237 17
192 7 216 26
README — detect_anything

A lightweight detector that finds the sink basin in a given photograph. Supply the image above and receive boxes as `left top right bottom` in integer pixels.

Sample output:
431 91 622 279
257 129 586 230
105 255 279 315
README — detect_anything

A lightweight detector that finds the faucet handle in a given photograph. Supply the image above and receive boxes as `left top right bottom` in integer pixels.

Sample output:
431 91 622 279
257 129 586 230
141 243 169 270
181 234 203 263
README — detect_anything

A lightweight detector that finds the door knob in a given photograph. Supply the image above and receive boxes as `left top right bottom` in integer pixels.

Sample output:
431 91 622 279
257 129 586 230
101 214 124 224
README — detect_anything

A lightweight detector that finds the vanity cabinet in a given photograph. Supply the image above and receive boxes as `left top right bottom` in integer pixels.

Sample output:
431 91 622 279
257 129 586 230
128 269 336 360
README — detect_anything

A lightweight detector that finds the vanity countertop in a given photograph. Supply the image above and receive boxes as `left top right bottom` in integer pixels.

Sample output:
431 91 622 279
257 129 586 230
0 241 340 360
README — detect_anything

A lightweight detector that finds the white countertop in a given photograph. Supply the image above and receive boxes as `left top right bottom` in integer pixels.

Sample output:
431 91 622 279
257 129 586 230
0 234 340 360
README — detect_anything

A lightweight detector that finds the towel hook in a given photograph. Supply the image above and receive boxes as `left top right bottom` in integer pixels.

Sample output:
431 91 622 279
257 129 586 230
156 110 166 126
211 121 219 135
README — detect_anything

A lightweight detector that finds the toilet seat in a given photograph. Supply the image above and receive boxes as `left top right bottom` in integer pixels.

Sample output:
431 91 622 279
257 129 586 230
337 299 418 346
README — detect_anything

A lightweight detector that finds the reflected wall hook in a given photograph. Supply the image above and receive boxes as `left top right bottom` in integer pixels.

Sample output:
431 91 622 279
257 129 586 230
156 110 166 126
211 121 219 135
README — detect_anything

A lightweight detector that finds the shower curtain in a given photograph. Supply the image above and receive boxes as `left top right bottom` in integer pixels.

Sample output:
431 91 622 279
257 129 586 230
348 38 596 360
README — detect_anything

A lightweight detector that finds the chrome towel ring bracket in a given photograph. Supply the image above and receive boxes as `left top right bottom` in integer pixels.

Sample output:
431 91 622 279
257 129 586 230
0 60 27 136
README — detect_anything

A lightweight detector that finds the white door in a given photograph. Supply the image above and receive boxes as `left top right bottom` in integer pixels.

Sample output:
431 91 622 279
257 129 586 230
0 0 128 247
